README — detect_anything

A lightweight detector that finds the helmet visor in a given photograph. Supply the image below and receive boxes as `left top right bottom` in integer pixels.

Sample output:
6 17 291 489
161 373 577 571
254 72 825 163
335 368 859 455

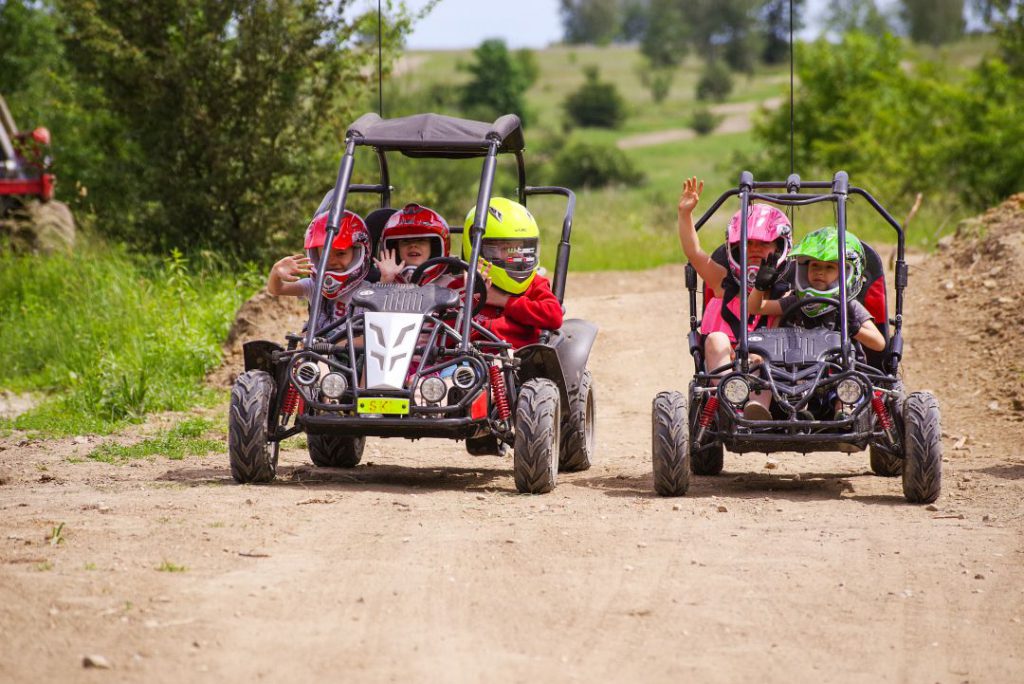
481 238 538 282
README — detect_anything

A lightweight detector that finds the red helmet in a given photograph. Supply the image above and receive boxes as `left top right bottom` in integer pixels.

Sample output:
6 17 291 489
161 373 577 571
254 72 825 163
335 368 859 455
304 209 371 300
381 203 450 283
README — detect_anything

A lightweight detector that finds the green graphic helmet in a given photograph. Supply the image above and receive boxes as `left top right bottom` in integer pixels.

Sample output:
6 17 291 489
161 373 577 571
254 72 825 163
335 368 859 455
463 197 540 294
789 226 866 317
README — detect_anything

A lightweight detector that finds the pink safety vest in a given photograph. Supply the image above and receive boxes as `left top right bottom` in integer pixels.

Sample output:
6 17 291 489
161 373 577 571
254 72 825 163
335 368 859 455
700 295 765 344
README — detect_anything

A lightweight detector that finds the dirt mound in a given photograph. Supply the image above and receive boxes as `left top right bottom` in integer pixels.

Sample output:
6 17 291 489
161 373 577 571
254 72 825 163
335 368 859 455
903 193 1024 451
206 289 307 388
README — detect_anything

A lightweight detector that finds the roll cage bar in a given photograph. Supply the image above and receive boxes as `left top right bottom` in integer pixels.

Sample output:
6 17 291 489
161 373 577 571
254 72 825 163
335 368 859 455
690 170 908 373
307 113 576 353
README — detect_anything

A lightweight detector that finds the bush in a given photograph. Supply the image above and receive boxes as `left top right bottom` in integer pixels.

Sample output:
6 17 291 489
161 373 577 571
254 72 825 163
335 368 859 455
0 242 261 434
696 59 734 102
459 39 537 126
564 66 628 129
689 107 723 136
551 140 644 189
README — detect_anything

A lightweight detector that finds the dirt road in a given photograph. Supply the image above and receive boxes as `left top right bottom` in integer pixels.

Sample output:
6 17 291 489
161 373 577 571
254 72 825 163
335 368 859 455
2 257 1023 682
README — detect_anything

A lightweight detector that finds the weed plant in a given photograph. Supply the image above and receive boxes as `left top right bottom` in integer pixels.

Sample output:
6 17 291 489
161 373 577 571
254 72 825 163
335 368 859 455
88 417 222 463
0 243 261 435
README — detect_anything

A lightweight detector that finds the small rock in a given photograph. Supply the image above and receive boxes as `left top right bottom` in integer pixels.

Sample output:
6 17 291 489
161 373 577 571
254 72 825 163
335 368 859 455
623 564 634 572
716 505 728 513
637 542 648 549
988 401 1000 412
475 494 486 501
975 573 985 580
672 504 681 511
983 278 997 289
73 436 88 445
82 655 112 669
997 296 1015 305
983 514 993 522
764 459 778 470
925 504 939 512
967 334 982 343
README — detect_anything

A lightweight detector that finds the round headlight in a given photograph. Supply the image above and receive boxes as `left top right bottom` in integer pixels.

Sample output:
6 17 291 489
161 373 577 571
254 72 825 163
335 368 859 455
294 361 320 386
320 372 348 399
836 378 863 405
452 365 476 389
720 377 750 405
420 376 447 404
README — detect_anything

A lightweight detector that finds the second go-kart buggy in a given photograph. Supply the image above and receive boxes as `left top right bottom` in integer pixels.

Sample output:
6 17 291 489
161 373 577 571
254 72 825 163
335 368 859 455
652 171 941 504
228 113 598 494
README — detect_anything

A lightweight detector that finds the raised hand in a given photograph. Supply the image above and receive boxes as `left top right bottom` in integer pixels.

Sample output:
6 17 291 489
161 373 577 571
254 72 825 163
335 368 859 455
273 254 313 283
678 176 704 216
754 253 780 292
374 248 406 283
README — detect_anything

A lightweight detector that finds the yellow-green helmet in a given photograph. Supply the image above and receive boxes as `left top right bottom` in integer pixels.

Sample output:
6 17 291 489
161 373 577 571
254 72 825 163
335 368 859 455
463 197 540 294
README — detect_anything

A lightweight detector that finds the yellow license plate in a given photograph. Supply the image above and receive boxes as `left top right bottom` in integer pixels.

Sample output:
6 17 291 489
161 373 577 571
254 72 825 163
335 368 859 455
357 397 409 415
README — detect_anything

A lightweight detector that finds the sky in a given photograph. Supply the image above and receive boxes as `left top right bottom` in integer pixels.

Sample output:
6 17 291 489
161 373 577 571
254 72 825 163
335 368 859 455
347 0 854 51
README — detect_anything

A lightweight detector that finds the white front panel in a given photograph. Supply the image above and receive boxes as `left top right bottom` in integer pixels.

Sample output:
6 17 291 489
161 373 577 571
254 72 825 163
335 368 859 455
364 312 424 390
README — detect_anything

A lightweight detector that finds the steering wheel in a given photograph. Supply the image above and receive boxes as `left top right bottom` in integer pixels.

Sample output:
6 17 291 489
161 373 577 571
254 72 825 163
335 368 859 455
777 296 841 327
410 256 487 316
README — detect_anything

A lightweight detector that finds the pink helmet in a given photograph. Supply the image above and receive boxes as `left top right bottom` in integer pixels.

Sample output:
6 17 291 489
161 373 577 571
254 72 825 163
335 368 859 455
726 204 792 285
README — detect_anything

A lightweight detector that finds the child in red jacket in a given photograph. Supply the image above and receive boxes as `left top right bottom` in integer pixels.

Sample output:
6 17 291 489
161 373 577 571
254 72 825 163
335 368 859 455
452 197 562 347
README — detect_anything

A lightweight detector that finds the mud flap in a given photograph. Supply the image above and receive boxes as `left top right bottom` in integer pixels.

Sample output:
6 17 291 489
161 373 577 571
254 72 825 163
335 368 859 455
243 340 285 374
516 319 598 407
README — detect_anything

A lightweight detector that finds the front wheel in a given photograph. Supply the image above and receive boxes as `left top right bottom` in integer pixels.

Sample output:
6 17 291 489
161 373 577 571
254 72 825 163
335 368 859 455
652 391 690 496
308 433 365 468
513 378 561 494
901 392 942 504
559 369 595 472
228 371 278 484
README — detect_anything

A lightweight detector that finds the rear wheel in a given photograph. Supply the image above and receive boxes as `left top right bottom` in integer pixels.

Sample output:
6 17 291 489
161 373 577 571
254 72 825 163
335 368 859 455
513 379 560 494
652 391 690 496
559 369 595 472
869 445 902 477
901 392 942 504
228 371 278 484
308 433 365 468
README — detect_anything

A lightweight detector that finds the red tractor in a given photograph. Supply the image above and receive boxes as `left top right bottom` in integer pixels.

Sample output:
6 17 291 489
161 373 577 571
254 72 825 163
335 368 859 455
0 93 75 252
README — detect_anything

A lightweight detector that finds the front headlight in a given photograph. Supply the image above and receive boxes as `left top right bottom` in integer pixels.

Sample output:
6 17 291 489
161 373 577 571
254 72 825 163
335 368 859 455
420 376 447 404
320 372 348 399
720 377 750 405
836 378 863 405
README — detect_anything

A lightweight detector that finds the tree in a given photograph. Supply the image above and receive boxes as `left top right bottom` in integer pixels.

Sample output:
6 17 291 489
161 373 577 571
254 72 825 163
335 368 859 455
560 0 620 45
823 0 894 37
900 0 966 45
459 39 537 126
564 66 627 128
640 0 689 68
54 0 394 259
759 0 806 64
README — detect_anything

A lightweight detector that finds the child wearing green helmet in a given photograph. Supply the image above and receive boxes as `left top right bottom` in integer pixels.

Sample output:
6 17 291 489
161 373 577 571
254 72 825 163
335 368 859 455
747 226 886 352
449 197 563 348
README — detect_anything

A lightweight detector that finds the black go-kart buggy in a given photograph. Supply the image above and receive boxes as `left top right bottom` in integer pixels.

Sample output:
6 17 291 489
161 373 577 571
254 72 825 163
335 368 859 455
652 171 941 504
228 113 598 494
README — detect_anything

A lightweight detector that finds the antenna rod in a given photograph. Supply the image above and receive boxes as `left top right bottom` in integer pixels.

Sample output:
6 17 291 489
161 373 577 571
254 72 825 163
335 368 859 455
378 0 384 117
789 0 795 176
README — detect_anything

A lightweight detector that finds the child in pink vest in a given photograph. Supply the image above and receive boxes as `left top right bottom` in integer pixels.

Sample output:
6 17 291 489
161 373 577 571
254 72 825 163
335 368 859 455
677 177 792 419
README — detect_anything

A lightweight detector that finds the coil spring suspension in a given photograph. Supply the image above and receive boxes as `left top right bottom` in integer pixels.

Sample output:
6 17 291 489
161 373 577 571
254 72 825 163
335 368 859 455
489 365 511 420
695 395 719 443
281 384 301 415
871 390 896 444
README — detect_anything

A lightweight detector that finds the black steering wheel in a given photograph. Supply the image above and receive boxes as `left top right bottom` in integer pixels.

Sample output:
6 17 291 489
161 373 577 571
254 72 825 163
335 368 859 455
410 256 487 316
777 296 841 326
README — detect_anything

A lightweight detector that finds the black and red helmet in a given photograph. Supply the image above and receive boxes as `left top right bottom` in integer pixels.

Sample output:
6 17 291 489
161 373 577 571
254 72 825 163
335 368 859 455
304 209 371 300
380 203 450 283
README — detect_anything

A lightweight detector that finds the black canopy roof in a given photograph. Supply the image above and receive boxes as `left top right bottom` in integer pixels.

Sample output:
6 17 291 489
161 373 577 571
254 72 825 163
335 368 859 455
345 112 525 158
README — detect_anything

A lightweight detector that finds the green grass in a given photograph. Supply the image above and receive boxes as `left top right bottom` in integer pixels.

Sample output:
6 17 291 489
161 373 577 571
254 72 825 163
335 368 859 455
0 242 261 435
87 417 221 463
156 560 187 573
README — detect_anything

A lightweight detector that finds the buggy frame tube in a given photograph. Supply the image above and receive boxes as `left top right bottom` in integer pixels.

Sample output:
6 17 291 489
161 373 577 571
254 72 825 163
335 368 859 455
515 151 527 206
307 138 358 348
461 140 501 350
833 171 852 364
524 185 576 304
375 148 391 207
736 171 753 372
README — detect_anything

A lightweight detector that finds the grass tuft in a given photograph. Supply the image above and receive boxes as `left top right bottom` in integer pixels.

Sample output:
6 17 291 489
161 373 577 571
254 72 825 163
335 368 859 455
87 417 221 463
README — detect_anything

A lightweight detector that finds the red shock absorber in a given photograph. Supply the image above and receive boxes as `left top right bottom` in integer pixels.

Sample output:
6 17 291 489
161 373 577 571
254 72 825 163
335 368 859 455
700 395 720 428
489 365 511 421
871 391 893 430
695 395 719 442
872 390 896 443
281 384 300 415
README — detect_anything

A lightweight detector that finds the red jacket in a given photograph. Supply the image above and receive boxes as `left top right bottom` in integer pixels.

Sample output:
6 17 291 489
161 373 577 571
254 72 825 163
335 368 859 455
449 274 563 348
